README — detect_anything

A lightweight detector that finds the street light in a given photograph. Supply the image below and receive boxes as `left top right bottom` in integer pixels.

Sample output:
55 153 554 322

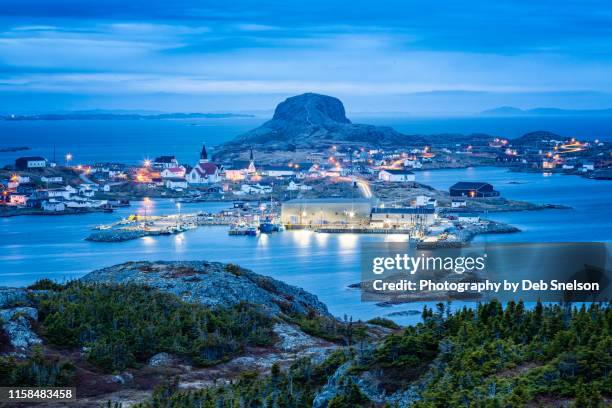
143 197 152 229
65 153 72 166
143 159 151 168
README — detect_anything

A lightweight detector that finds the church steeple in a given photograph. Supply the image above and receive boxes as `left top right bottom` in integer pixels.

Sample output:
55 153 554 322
200 144 208 162
247 147 256 174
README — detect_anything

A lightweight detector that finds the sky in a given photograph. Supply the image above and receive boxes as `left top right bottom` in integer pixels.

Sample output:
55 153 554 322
1 0 612 115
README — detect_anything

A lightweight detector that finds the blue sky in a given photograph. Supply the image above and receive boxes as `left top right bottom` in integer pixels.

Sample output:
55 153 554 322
1 0 612 114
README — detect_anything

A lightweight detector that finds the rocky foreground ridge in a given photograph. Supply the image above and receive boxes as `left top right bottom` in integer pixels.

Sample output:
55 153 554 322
80 260 331 318
214 93 426 160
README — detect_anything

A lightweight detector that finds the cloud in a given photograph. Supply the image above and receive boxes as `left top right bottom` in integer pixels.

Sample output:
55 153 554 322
234 23 279 32
0 0 611 112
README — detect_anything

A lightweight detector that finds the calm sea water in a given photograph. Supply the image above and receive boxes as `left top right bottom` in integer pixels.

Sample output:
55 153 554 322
1 114 612 166
1 167 609 325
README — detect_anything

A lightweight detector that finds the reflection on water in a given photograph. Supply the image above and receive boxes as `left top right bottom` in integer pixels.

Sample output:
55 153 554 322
1 168 610 325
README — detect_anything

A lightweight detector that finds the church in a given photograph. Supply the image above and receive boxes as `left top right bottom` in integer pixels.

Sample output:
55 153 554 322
187 145 220 185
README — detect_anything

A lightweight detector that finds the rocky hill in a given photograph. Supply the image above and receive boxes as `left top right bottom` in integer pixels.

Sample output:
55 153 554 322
213 93 426 160
80 260 331 318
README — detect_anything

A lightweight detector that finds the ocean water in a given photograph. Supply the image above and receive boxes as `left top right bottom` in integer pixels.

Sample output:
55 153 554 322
1 114 612 166
1 167 609 325
0 117 265 166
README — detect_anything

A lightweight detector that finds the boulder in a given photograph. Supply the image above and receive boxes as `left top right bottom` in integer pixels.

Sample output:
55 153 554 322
80 261 331 318
148 352 175 367
0 307 41 350
0 288 28 308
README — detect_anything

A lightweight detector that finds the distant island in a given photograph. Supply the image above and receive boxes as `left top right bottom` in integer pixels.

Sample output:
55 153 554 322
0 146 30 153
214 92 427 161
481 106 612 116
0 112 255 121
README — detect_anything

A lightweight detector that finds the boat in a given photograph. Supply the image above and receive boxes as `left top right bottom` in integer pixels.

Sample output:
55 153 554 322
229 222 259 236
259 221 278 233
94 224 112 230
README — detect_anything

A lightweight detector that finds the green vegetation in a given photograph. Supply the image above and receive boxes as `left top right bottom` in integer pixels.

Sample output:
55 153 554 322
0 346 74 386
132 349 354 408
33 282 274 371
130 301 611 407
371 301 612 407
366 317 400 330
27 278 65 291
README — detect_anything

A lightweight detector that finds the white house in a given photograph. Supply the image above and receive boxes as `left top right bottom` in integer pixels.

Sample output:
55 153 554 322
240 183 272 195
47 188 71 199
41 176 63 183
451 199 467 208
404 159 422 169
161 167 186 179
42 200 66 212
17 175 31 183
582 162 595 171
457 213 480 223
187 145 220 185
164 177 188 190
287 181 313 191
562 164 575 170
378 169 416 182
415 195 436 207
261 165 296 178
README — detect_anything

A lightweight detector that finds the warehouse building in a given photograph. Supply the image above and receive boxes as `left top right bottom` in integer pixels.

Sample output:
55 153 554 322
281 198 373 226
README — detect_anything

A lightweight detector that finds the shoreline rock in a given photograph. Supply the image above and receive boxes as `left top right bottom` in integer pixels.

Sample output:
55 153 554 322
79 260 332 318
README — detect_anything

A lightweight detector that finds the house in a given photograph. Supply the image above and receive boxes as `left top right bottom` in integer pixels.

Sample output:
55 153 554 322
582 162 595 171
47 188 72 199
15 156 47 170
455 212 480 223
164 177 188 190
42 200 66 212
451 199 467 208
153 155 179 169
8 193 27 206
17 175 31 183
562 164 575 170
260 165 296 178
449 182 499 198
378 169 416 182
240 183 272 195
414 195 437 207
404 159 422 169
41 176 63 183
224 169 246 182
187 145 220 185
161 166 186 179
287 181 312 191
370 207 436 228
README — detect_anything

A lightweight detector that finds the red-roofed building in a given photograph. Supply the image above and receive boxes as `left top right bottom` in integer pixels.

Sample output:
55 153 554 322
161 166 186 179
187 144 220 184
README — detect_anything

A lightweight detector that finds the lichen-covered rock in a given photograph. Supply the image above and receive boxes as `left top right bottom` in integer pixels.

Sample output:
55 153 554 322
0 287 28 308
79 261 331 318
148 352 175 367
312 361 352 408
0 307 42 350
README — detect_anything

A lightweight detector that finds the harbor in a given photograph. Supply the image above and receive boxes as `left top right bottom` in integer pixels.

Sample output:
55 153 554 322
1 167 610 325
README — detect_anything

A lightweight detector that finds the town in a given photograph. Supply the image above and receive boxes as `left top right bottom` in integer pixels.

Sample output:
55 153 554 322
4 128 607 245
